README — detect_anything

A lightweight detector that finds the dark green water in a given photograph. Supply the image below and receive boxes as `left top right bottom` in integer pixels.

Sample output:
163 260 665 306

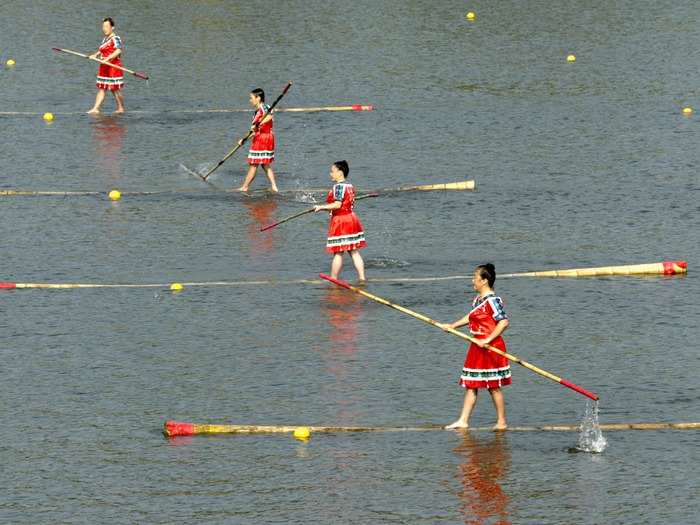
1 1 698 523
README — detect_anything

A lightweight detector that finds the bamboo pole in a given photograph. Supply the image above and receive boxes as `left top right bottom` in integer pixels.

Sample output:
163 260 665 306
163 420 700 437
501 261 688 278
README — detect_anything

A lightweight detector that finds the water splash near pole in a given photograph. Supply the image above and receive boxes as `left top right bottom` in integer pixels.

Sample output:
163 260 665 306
577 400 607 453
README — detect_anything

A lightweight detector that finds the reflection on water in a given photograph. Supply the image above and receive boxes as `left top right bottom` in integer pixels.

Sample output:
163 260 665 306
453 433 511 525
318 287 366 423
243 198 278 255
91 116 126 186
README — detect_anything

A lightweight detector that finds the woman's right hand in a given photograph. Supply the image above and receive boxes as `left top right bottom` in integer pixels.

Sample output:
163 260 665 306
437 322 452 331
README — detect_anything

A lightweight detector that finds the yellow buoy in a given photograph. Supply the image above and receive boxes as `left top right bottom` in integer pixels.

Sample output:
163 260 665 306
566 54 576 62
43 112 54 122
170 283 184 292
6 59 16 66
465 11 476 21
682 107 693 116
293 426 311 440
108 189 121 201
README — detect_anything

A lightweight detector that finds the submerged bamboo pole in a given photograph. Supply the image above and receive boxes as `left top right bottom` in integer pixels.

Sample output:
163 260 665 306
163 420 700 437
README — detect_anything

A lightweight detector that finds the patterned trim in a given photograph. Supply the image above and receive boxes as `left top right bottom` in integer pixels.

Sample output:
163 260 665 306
470 293 508 321
460 366 512 382
333 183 351 201
326 232 365 247
96 76 124 84
248 150 275 159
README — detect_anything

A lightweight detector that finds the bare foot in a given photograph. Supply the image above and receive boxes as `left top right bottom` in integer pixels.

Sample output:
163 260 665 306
87 109 100 115
236 187 249 192
270 185 279 193
445 420 469 430
113 109 125 114
493 423 508 431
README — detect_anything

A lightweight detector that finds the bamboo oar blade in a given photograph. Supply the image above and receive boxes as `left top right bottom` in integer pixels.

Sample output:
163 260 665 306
164 420 700 437
319 273 598 401
501 260 688 278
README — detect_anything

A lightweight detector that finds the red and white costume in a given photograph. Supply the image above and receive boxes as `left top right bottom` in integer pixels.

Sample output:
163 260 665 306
247 104 275 165
96 34 124 90
325 182 366 253
459 293 512 389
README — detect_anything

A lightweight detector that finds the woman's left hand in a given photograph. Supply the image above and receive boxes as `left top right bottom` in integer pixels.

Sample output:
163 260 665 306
474 338 489 348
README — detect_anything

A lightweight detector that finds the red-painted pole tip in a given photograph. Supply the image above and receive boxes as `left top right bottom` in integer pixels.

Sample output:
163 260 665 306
0 282 17 290
663 260 688 275
319 273 352 289
560 379 599 401
352 104 374 111
164 420 195 437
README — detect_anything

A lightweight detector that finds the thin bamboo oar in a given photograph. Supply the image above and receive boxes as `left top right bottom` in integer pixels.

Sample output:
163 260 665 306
501 261 688 277
260 193 379 232
52 47 148 80
163 420 700 437
199 82 293 181
320 273 599 401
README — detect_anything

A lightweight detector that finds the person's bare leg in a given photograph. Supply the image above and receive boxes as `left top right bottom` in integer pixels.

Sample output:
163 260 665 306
489 387 507 430
113 90 125 113
446 388 478 429
238 165 258 191
88 90 106 114
330 253 343 279
262 165 278 192
350 250 366 281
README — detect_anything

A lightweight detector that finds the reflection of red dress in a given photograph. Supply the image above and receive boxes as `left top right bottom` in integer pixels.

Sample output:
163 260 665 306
96 35 124 90
325 182 366 253
459 294 512 389
247 104 275 165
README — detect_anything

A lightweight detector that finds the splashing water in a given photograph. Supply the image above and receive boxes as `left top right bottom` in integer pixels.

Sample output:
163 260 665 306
577 400 607 453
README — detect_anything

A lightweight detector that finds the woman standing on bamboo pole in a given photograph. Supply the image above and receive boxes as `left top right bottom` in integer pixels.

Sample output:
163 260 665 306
87 17 125 114
237 88 278 192
439 264 511 430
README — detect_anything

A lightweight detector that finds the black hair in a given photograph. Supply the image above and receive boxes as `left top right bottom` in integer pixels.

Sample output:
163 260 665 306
251 88 265 102
475 263 496 287
103 17 115 27
332 160 349 178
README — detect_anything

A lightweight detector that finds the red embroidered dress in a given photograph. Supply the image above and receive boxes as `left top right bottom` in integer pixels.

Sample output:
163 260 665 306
325 182 366 253
459 293 512 389
96 34 124 90
247 104 275 165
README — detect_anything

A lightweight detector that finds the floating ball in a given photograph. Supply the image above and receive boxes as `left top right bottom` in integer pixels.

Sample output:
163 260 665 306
6 59 16 66
566 54 577 62
108 189 121 201
43 112 54 122
682 107 693 116
293 426 311 440
465 11 476 21
170 283 184 292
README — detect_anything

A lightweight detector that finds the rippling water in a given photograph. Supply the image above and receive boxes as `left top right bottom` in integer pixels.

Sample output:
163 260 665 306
2 1 699 523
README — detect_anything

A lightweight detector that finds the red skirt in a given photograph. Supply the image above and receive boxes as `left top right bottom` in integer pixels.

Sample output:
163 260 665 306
459 337 512 389
326 212 366 253
96 62 124 91
247 132 275 165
